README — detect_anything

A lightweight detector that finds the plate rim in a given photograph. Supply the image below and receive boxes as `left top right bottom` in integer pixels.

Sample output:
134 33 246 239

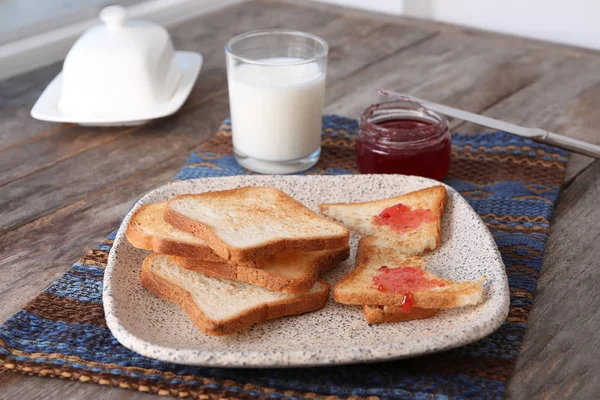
103 175 510 367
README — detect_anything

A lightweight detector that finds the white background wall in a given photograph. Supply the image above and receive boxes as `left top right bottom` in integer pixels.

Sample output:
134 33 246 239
315 0 403 15
0 0 242 81
2 0 598 81
316 0 600 51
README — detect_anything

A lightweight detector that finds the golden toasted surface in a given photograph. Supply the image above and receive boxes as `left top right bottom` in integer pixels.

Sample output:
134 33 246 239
165 186 349 261
126 202 223 261
362 305 438 323
141 254 330 335
172 245 350 294
334 237 485 309
319 185 447 255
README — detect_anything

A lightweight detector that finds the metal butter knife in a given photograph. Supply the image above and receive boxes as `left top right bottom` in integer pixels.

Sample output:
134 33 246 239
379 89 600 158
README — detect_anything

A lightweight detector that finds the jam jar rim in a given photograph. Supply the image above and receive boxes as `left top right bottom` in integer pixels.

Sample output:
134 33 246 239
359 100 449 148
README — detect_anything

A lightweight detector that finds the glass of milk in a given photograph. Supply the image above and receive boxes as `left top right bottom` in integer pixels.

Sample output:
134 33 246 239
225 30 328 174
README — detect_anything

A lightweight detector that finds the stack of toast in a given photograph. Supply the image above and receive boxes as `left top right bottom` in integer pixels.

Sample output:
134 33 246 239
126 186 350 335
320 186 485 323
127 184 485 335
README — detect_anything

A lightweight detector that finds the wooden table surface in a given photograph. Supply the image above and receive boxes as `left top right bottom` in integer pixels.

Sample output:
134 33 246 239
1 1 599 398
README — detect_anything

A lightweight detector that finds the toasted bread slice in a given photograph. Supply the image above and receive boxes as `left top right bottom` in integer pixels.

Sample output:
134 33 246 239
319 186 447 255
126 202 224 261
164 186 350 261
141 254 330 336
334 237 484 308
172 246 349 294
362 305 438 324
127 202 261 267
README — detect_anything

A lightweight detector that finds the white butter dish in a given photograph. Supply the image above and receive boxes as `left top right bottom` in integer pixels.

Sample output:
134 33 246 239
31 6 202 126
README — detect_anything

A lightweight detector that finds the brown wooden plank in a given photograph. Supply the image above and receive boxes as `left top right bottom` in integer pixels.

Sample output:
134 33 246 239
0 1 335 148
277 0 599 60
454 57 600 184
324 32 573 120
0 0 348 172
0 65 226 186
0 156 183 324
0 13 424 186
0 64 66 151
0 369 151 400
455 56 600 143
0 63 62 110
325 24 438 82
0 1 340 184
0 20 435 235
507 159 600 400
0 91 230 232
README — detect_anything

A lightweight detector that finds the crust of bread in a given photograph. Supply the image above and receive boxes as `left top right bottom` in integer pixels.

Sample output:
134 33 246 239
319 186 447 219
172 246 350 294
362 305 438 323
140 254 330 336
126 204 226 261
126 221 222 261
164 188 350 261
335 281 484 308
319 186 447 255
334 237 485 309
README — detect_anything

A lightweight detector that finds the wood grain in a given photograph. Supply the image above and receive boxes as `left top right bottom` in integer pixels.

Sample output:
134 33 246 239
507 159 600 400
324 31 571 122
0 368 151 400
277 0 599 59
0 155 183 323
1 0 599 398
0 63 65 150
0 98 226 235
455 56 600 184
0 16 434 235
0 1 337 186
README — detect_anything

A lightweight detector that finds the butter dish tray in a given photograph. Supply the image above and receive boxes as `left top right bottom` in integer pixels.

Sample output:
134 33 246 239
31 51 202 126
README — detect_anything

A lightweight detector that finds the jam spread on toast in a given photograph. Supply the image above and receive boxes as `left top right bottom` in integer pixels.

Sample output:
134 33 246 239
373 203 434 233
373 266 446 312
400 293 415 313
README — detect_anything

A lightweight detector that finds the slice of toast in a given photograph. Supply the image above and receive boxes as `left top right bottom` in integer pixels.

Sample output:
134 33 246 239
334 237 484 308
319 186 447 255
362 305 438 324
141 253 330 336
172 246 350 294
126 202 223 261
164 186 350 261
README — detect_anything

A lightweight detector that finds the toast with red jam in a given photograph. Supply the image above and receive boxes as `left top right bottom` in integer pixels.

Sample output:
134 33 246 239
334 237 485 316
319 186 447 255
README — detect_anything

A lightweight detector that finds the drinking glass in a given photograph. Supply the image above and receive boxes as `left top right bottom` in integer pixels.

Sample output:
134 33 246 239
225 30 328 174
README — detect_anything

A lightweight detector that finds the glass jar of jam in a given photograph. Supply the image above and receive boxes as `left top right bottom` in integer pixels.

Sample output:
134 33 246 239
356 100 451 180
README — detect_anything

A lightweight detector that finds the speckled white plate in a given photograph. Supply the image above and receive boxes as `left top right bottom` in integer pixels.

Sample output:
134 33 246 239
103 175 509 367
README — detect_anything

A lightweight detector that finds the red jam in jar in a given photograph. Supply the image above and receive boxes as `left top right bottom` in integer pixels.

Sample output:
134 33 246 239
356 100 451 180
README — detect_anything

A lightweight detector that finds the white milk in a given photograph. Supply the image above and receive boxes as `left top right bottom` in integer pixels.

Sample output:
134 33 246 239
227 57 325 163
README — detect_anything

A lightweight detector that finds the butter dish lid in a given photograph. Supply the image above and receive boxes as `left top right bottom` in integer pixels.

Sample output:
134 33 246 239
31 6 203 125
59 6 181 118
